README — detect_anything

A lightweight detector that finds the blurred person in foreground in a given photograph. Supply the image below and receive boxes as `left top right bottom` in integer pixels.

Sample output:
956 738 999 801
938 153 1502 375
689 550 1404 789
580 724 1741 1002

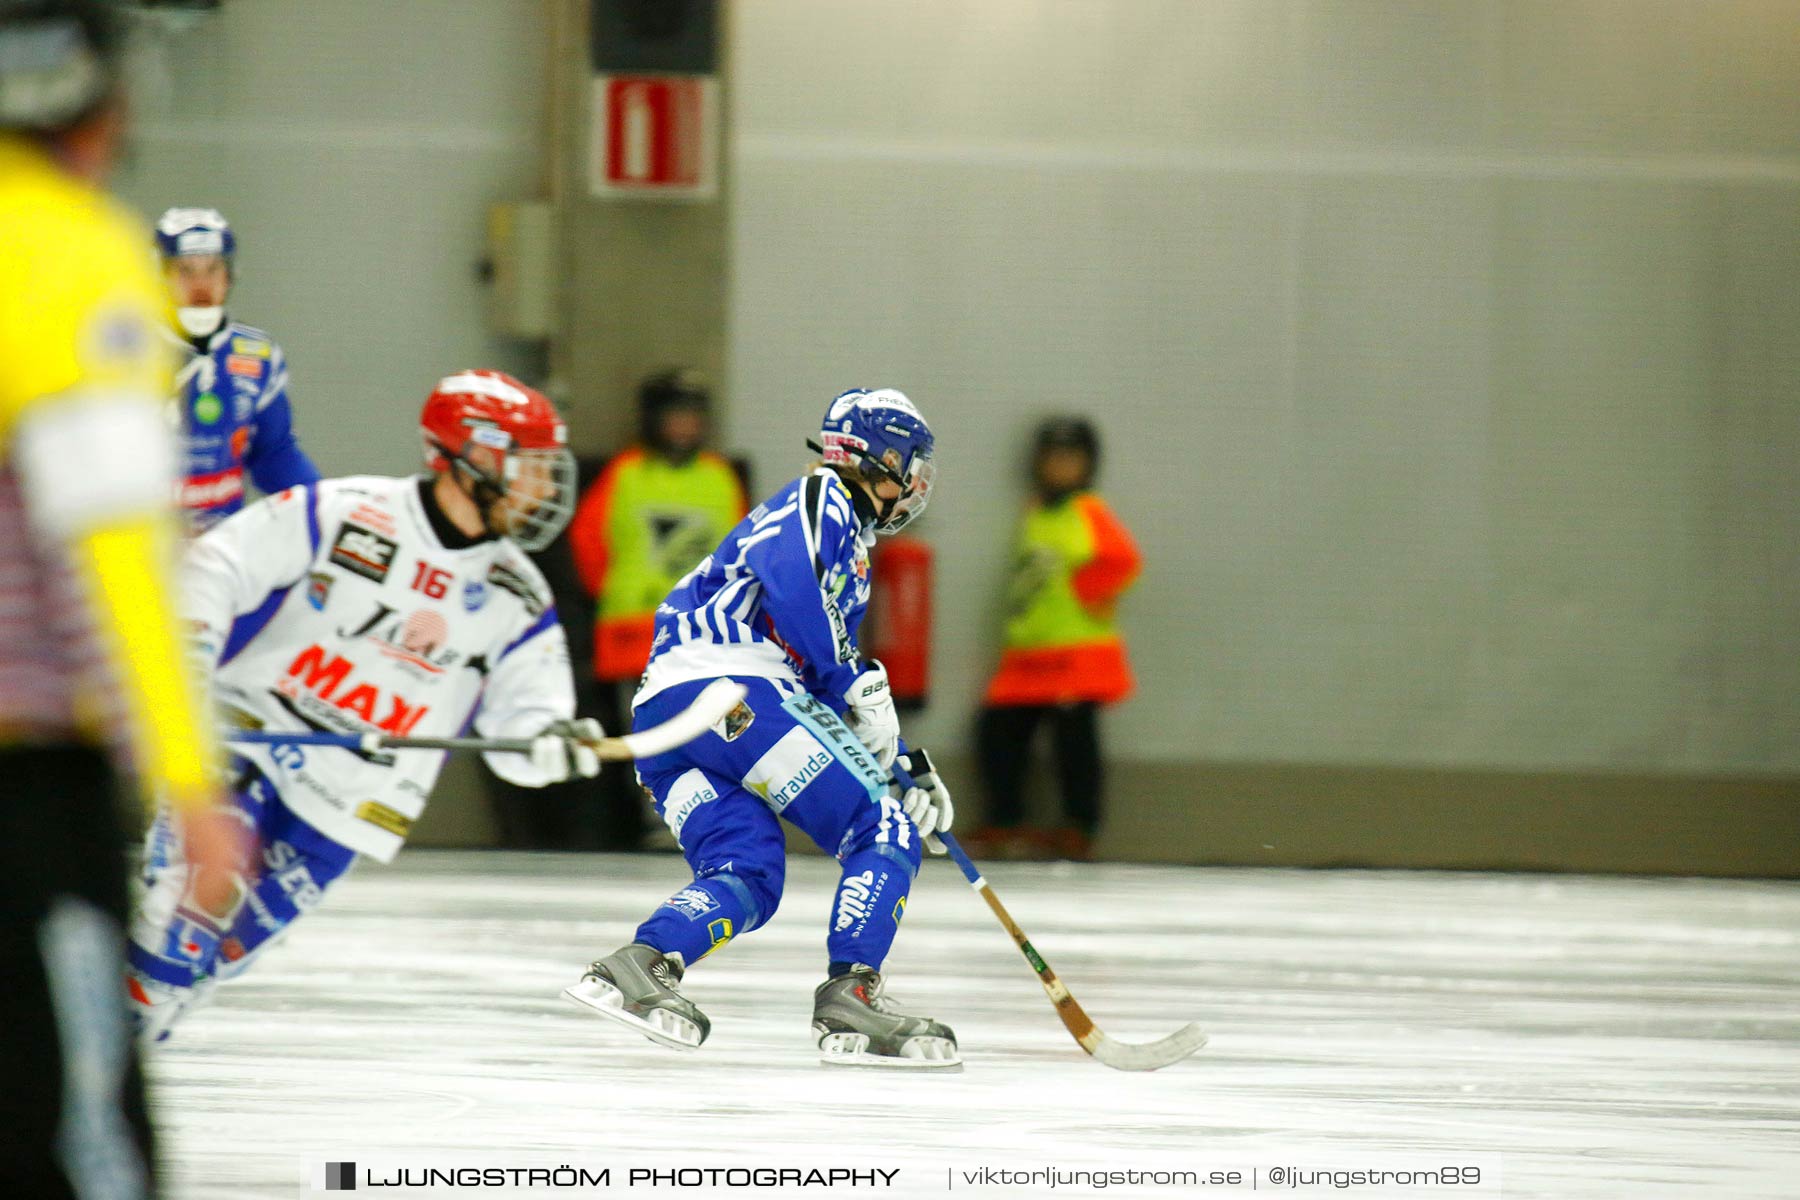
0 2 242 1196
969 417 1141 862
155 205 319 534
565 369 746 848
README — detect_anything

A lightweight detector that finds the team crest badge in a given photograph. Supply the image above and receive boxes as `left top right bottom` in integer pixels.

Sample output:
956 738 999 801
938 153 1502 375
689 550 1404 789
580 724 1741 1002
720 699 756 742
463 580 489 612
306 572 333 611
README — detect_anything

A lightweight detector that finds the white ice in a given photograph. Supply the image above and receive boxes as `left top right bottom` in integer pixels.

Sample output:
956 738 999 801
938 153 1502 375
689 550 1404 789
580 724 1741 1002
147 852 1800 1198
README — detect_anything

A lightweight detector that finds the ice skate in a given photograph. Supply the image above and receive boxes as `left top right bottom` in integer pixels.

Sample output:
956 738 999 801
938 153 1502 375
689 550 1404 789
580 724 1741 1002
812 965 961 1070
563 943 710 1051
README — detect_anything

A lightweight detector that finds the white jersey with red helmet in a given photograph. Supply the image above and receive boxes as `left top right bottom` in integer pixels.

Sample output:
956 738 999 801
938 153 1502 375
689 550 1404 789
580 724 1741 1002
182 474 576 861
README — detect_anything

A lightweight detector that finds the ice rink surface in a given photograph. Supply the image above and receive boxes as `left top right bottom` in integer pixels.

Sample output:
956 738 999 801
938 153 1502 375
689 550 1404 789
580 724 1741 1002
147 852 1799 1199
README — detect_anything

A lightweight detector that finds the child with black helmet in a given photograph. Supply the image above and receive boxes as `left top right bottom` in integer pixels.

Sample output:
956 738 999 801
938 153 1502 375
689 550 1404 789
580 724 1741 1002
971 417 1142 861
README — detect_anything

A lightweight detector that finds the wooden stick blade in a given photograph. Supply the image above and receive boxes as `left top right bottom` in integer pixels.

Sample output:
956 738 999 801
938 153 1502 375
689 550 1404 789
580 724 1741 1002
1087 1022 1208 1072
596 678 747 761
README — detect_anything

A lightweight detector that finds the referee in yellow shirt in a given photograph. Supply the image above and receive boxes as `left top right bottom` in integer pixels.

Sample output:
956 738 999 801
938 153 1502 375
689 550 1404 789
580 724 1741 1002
2 4 244 1197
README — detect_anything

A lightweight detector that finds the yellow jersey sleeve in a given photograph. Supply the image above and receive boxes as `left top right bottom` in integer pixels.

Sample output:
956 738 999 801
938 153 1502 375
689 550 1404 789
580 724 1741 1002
0 138 220 807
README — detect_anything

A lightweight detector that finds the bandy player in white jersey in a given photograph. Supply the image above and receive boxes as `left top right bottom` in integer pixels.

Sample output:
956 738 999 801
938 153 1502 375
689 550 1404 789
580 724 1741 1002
129 370 603 1041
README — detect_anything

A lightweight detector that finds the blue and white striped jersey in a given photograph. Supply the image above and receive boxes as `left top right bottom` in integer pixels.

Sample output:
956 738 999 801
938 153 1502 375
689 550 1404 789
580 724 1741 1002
637 468 875 711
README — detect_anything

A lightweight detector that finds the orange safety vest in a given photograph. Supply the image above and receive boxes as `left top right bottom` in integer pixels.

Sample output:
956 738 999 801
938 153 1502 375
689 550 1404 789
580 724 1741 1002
567 447 747 681
984 491 1141 707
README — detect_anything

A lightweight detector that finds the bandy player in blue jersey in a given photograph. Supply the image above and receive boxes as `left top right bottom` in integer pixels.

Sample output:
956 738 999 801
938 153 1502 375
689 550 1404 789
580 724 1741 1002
157 207 319 532
565 388 960 1068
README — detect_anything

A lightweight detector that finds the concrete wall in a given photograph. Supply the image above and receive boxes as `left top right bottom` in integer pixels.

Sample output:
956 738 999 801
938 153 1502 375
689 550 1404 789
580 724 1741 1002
113 2 1800 872
116 0 550 477
544 0 731 455
725 1 1800 788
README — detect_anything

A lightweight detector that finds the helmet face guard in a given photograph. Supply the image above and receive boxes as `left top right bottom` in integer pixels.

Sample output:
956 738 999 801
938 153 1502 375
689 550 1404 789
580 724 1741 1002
446 440 576 553
420 370 574 552
862 445 934 535
814 388 936 537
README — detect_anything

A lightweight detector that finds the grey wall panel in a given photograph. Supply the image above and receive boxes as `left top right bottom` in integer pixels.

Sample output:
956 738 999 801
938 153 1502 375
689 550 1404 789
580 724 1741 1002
729 1 1800 775
117 0 549 478
107 0 1799 797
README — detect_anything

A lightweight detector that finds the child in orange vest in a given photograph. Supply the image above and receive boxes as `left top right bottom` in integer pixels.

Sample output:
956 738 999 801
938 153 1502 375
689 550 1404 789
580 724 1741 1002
971 418 1141 861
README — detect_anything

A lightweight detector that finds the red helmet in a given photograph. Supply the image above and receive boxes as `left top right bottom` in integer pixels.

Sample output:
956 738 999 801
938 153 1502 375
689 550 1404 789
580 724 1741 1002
419 370 575 551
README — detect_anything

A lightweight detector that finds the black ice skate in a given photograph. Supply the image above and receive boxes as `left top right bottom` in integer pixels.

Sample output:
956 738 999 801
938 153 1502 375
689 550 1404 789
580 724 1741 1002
563 943 710 1052
811 965 961 1070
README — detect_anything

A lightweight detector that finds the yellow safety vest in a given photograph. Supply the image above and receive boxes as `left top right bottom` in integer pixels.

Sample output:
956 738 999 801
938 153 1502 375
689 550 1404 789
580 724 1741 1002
569 447 745 680
986 492 1140 706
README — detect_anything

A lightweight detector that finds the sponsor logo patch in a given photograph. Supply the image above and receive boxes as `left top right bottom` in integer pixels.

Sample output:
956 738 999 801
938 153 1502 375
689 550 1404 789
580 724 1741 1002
264 839 327 911
179 467 244 508
192 391 222 425
667 886 719 919
277 644 430 735
780 693 884 801
226 353 262 377
85 305 152 366
329 523 398 583
230 337 270 358
744 727 832 813
825 593 855 663
661 769 717 841
834 869 888 935
354 801 413 838
337 602 459 676
346 504 396 535
486 561 546 616
176 229 224 256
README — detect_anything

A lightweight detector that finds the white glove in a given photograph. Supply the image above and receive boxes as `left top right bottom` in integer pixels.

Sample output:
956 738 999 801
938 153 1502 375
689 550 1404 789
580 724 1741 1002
528 718 603 782
843 660 900 769
896 747 954 853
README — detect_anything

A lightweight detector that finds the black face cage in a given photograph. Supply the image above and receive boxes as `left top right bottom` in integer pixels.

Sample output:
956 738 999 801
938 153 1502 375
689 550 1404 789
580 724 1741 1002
863 448 934 536
449 445 577 552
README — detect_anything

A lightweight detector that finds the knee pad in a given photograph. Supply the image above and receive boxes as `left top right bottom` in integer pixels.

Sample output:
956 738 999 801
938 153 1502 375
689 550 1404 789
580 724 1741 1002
869 838 921 881
841 792 925 875
698 857 786 932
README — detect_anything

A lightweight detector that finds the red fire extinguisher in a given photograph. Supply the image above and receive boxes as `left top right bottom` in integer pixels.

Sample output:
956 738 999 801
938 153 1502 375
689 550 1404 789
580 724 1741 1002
864 536 933 712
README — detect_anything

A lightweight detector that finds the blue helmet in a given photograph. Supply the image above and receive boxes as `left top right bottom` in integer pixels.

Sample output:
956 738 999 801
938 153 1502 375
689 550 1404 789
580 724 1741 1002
154 207 235 260
812 388 936 535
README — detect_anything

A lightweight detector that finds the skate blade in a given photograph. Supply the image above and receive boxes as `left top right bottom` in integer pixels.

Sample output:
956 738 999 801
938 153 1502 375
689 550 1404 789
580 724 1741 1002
816 1031 963 1071
562 979 704 1052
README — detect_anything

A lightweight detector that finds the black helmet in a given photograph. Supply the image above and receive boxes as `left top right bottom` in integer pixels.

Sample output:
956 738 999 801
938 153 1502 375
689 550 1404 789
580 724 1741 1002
637 367 710 453
1030 415 1100 498
0 0 123 132
1033 416 1099 463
